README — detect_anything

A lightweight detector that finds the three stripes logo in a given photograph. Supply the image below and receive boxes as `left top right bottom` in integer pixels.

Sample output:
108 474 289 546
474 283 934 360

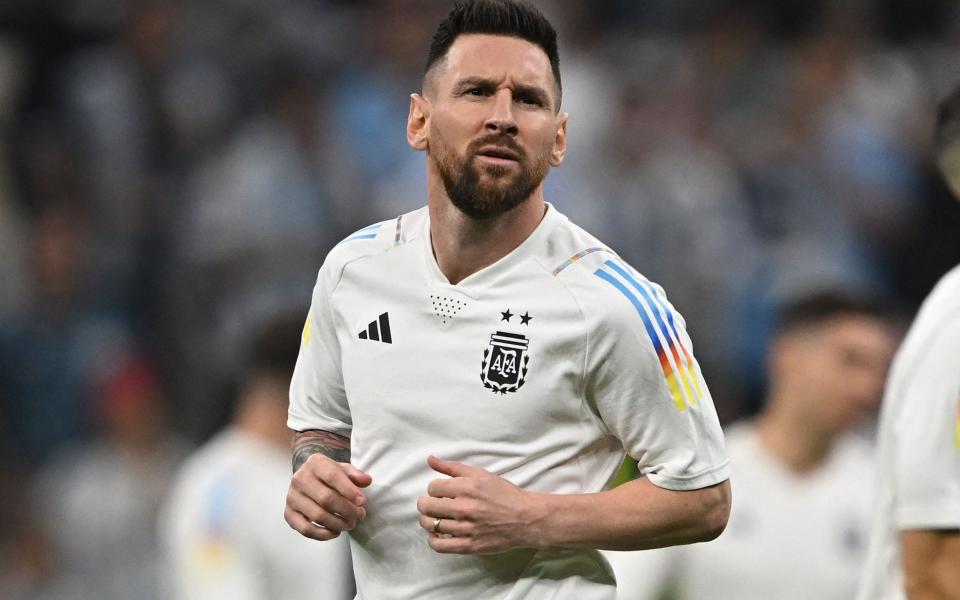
594 259 703 413
358 312 392 344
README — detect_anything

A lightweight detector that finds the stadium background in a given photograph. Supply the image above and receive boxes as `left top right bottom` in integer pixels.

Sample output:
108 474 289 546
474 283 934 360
1 0 960 596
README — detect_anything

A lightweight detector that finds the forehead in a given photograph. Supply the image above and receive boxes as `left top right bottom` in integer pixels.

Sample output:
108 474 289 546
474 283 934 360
439 33 555 91
809 316 890 352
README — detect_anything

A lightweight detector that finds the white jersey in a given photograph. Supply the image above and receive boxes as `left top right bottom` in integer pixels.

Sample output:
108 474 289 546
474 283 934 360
288 204 729 600
160 429 354 600
857 265 960 600
604 423 874 600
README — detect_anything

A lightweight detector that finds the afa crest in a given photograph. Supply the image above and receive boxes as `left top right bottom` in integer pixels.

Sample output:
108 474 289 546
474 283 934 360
481 331 531 394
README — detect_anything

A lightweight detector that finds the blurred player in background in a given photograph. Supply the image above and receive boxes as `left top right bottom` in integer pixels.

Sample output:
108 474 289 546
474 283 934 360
606 290 894 600
856 84 960 600
283 1 730 598
161 314 353 600
30 351 188 600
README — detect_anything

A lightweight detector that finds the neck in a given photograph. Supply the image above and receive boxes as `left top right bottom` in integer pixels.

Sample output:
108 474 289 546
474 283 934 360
234 395 291 450
754 389 834 475
427 177 547 285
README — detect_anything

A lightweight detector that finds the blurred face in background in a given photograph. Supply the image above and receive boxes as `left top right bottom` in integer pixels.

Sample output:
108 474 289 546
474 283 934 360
31 207 87 308
773 315 894 437
936 140 960 198
411 34 567 218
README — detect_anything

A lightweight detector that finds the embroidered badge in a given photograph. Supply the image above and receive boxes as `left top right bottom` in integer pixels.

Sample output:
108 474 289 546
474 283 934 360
480 331 530 394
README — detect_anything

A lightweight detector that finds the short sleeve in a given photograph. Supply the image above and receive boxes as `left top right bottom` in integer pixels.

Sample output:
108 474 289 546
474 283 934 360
288 258 352 436
587 261 729 491
894 319 960 530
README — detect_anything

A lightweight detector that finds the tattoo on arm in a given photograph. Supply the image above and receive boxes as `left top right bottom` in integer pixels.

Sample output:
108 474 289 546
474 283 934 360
292 429 351 472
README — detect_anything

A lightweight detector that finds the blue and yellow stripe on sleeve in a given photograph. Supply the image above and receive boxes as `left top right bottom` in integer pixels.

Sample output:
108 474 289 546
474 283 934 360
594 259 703 412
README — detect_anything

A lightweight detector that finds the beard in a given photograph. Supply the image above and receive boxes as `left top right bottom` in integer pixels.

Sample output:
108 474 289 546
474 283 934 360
432 133 549 220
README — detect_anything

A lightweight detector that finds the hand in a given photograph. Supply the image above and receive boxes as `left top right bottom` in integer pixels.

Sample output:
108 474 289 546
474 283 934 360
417 455 541 554
285 453 372 541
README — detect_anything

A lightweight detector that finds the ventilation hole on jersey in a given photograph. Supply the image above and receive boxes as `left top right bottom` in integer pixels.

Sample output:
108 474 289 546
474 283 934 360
429 294 468 324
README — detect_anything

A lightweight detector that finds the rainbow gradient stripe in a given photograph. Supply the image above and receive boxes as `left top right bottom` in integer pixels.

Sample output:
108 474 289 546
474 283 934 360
594 259 703 412
552 246 615 276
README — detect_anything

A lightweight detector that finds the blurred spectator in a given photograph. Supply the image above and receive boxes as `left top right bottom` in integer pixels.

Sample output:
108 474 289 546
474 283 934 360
604 290 896 600
160 312 354 600
27 351 188 600
0 204 129 465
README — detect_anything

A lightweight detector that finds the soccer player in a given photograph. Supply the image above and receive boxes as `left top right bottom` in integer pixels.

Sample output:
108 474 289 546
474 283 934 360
284 1 731 598
856 85 960 599
161 315 353 600
605 290 895 600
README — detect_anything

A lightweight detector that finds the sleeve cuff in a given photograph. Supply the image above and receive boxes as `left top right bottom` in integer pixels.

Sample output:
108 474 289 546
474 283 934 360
897 505 960 530
646 460 731 491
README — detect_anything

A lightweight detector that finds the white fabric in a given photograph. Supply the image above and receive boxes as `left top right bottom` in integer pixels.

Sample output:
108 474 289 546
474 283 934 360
857 265 960 600
604 423 875 600
160 429 354 600
289 204 729 600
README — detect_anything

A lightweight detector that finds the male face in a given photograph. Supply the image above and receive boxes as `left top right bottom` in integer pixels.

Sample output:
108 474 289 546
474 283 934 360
778 316 894 435
409 34 567 219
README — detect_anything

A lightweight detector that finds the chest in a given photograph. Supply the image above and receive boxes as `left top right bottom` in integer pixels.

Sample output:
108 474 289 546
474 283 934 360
331 265 590 445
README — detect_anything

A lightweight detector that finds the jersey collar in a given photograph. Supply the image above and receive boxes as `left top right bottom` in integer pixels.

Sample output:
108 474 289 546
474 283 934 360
422 202 563 294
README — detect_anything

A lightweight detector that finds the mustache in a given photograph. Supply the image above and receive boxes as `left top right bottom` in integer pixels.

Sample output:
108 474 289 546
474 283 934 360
467 134 525 160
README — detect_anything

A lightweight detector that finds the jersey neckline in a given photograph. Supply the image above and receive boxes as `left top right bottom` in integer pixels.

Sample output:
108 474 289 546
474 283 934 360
420 202 563 294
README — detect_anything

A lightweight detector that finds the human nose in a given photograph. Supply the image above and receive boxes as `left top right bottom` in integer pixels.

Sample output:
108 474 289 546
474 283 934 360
484 90 518 136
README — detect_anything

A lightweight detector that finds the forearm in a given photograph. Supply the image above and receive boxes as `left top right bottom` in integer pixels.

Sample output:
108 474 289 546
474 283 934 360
903 529 960 599
527 477 730 551
291 429 351 472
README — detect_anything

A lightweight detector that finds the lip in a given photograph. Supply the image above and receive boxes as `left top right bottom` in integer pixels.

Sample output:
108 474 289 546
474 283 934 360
476 154 519 166
475 146 520 163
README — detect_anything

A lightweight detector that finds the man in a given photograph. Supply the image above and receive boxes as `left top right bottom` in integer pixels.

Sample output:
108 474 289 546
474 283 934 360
856 85 960 599
605 290 894 600
284 2 731 598
161 315 353 600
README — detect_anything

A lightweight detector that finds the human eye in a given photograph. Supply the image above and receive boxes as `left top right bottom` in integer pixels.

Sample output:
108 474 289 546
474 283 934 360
458 85 489 98
515 92 544 107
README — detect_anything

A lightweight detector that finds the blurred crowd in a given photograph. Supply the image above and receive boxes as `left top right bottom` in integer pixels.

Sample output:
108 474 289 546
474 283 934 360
1 0 960 597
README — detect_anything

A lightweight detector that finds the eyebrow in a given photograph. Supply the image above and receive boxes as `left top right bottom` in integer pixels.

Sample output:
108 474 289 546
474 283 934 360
452 77 552 108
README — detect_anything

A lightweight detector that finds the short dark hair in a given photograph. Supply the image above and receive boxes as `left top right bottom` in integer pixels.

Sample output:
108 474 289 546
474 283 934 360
247 311 305 384
425 0 561 108
774 289 887 337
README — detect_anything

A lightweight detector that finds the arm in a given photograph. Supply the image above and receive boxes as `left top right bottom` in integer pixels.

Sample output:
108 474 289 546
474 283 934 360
902 529 960 600
417 455 730 554
533 475 730 550
292 429 351 471
284 429 372 541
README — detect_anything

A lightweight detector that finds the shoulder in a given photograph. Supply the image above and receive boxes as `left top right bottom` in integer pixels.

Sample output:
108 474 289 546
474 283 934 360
545 224 682 341
168 432 237 494
890 266 960 380
318 208 427 289
536 215 697 369
910 265 960 334
830 434 875 470
538 213 664 304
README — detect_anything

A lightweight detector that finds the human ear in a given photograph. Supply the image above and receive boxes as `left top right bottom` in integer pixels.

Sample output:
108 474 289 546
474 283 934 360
407 93 430 152
549 112 568 166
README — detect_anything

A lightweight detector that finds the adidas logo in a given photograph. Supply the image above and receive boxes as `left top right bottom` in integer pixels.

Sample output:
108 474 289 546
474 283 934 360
358 312 392 344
